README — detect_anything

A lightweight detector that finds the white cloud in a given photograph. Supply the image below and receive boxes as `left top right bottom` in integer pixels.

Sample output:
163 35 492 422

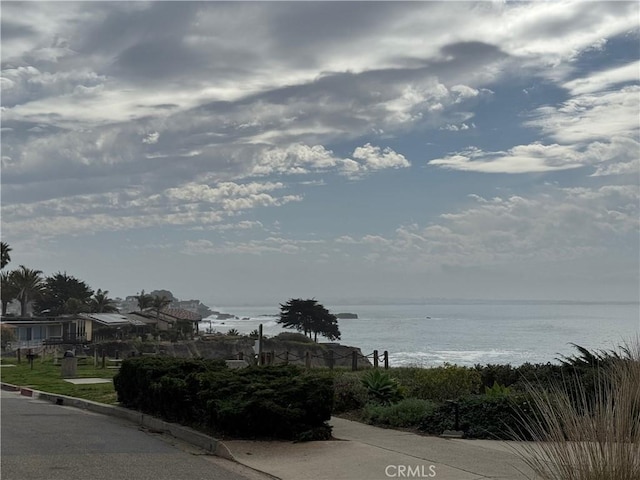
563 60 639 95
428 144 584 174
334 185 639 268
142 132 159 144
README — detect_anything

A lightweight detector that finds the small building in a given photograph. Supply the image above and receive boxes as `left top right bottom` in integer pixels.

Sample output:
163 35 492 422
0 315 92 347
77 313 147 341
127 307 201 333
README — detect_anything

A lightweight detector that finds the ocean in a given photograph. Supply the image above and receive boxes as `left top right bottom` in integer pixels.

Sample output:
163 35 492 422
201 302 640 367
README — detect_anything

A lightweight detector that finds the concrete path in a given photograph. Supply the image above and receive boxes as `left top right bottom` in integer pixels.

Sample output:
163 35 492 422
1 382 540 480
224 417 539 480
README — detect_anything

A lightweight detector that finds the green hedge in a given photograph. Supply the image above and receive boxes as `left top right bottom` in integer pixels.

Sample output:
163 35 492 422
419 394 538 439
113 358 334 441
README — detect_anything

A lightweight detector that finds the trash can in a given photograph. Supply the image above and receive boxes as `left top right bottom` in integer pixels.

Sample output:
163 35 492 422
61 350 77 378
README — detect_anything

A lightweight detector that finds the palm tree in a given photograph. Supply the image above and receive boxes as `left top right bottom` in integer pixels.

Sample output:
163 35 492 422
1 271 18 315
1 242 12 269
89 289 119 313
10 265 44 317
152 295 172 319
135 290 153 311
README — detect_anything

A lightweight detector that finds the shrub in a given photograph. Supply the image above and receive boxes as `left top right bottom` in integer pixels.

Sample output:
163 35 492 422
484 381 511 397
333 373 369 413
361 369 404 405
362 398 436 428
392 364 482 402
272 332 315 344
419 394 538 439
114 358 334 441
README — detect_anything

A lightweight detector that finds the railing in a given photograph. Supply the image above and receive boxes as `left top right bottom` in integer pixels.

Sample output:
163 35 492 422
237 349 390 371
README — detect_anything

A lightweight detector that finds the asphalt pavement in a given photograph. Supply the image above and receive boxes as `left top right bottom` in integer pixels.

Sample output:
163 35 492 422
0 389 272 480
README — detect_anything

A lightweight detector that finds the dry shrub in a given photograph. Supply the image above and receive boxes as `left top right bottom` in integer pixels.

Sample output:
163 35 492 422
512 338 640 480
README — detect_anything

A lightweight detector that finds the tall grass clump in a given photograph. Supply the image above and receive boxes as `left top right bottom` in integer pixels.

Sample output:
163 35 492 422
512 339 640 480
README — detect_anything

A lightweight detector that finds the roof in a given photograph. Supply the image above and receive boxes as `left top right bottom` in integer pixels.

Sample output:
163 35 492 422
79 313 146 327
160 307 202 322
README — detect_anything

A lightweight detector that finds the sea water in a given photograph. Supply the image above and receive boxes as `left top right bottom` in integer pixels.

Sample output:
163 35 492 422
200 302 640 367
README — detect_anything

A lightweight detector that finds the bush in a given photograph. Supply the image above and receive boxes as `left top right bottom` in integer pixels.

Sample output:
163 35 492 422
333 373 369 413
272 332 315 344
419 393 538 439
392 365 482 402
362 398 436 428
114 358 334 441
361 369 404 405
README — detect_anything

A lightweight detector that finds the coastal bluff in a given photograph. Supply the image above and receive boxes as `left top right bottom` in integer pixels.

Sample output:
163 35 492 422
90 337 372 368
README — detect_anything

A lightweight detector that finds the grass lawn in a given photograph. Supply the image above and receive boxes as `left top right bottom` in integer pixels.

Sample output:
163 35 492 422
0 355 118 404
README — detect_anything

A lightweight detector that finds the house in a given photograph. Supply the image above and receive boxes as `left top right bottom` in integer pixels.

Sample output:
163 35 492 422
127 307 201 333
77 313 147 341
0 315 92 347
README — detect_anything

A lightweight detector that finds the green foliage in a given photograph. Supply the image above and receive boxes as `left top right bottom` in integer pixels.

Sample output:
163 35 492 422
1 242 11 269
361 369 404 405
226 328 240 336
362 398 436 428
90 289 119 313
1 324 17 346
8 265 45 316
35 272 93 315
249 329 260 339
272 331 316 344
419 394 538 440
278 298 341 342
0 356 118 404
484 381 512 397
391 364 482 402
114 358 334 441
135 290 154 310
333 373 369 413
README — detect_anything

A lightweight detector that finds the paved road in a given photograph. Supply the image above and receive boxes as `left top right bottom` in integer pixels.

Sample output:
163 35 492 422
0 390 272 480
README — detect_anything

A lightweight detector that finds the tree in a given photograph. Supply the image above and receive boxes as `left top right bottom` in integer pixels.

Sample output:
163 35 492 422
1 242 11 269
135 290 153 311
10 265 45 317
278 298 341 342
89 289 119 313
1 271 19 315
34 272 94 316
151 295 171 319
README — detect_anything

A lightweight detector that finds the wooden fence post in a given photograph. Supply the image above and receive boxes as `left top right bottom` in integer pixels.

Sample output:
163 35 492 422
351 350 358 371
101 350 106 369
384 350 389 369
258 324 263 366
373 349 379 368
284 351 289 365
17 348 21 364
305 351 311 369
270 350 275 365
328 350 334 370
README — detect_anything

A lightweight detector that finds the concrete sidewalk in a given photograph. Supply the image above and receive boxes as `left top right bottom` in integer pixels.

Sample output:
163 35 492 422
224 417 538 480
1 382 538 480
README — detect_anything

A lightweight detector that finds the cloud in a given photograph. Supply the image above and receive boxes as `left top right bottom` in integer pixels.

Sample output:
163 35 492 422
333 185 639 268
562 60 640 95
428 144 584 174
142 132 159 144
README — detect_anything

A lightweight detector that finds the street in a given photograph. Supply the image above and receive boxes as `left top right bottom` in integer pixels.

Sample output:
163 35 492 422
0 389 271 480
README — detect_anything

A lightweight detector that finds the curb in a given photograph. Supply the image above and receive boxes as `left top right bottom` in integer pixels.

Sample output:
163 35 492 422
0 382 233 459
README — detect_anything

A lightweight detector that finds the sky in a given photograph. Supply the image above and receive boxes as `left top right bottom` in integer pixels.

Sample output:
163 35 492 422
1 1 639 306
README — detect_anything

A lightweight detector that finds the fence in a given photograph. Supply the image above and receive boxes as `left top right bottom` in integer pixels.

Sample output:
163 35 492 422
237 349 390 371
